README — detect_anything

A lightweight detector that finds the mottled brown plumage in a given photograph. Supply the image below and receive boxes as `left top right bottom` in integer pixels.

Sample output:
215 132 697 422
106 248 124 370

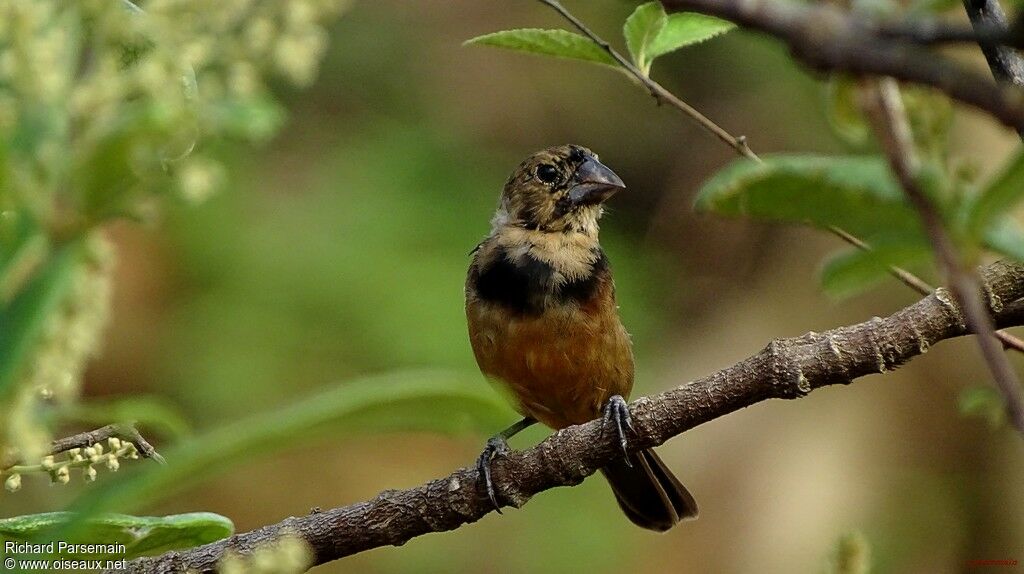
465 145 697 531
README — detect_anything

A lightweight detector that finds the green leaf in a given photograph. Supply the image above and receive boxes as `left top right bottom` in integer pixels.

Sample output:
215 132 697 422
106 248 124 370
61 370 512 533
820 243 932 299
958 386 1007 429
694 155 924 241
0 512 232 559
0 239 86 402
464 29 617 67
645 12 735 63
623 2 667 75
966 148 1024 240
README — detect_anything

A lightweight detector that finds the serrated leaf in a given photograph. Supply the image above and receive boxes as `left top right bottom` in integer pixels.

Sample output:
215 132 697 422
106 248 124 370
694 155 924 242
0 512 232 559
966 148 1024 240
465 29 617 67
624 2 667 75
645 12 735 63
820 243 932 299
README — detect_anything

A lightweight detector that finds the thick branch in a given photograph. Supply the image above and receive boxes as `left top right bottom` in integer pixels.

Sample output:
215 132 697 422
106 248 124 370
660 0 1024 133
111 261 1024 574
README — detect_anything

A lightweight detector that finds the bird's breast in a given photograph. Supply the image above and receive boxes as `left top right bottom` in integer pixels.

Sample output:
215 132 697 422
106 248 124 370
466 243 634 428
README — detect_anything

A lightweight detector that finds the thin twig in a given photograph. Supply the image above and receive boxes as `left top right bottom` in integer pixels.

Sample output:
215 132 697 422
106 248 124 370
827 224 1024 353
5 423 166 468
539 0 1024 353
659 0 1024 132
863 78 1024 435
537 0 757 160
111 260 1024 573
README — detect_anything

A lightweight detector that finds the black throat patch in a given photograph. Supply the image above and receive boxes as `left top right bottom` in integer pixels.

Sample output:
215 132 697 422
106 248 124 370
472 246 608 315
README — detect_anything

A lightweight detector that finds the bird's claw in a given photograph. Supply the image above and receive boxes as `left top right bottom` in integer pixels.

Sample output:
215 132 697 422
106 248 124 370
476 435 510 513
601 395 634 465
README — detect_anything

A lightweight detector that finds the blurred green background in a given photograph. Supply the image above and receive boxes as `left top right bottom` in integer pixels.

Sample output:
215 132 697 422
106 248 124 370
7 1 1024 572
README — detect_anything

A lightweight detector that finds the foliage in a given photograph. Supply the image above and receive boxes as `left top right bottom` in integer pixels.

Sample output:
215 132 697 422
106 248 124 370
0 0 346 462
464 29 617 67
0 0 1021 569
61 370 511 531
0 0 348 562
466 2 733 77
695 151 1024 297
624 2 734 75
0 511 233 560
466 1 1024 302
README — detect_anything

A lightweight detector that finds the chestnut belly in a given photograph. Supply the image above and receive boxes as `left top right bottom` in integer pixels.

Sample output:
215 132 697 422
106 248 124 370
468 303 634 429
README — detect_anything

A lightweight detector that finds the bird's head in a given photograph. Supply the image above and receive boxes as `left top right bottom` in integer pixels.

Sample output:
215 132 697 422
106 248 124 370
493 144 625 235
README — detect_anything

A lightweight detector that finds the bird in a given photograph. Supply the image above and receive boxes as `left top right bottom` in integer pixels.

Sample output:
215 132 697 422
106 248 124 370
464 144 698 531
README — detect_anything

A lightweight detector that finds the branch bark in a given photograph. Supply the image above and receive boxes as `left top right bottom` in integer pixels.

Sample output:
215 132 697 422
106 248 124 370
659 0 1024 133
962 0 1024 88
110 260 1024 574
862 78 1024 434
48 423 164 464
1 423 164 471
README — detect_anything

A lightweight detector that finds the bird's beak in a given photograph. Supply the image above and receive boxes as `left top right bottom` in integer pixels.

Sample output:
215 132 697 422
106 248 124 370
567 157 626 206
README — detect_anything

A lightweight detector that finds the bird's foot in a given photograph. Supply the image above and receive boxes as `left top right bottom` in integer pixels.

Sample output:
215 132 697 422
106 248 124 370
601 394 634 464
476 435 511 513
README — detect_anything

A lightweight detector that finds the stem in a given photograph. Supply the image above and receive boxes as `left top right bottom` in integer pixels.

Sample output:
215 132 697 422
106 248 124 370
111 260 1024 573
863 78 1024 435
537 0 756 160
1 423 165 471
538 0 1024 353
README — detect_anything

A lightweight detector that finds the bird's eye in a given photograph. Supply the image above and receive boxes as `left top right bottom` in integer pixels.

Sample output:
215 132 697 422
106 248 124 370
536 164 559 184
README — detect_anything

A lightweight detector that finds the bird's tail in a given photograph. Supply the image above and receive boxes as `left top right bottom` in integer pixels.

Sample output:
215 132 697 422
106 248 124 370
600 448 698 532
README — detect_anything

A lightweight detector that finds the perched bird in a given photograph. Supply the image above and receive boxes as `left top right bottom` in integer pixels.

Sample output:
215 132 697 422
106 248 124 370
465 144 698 531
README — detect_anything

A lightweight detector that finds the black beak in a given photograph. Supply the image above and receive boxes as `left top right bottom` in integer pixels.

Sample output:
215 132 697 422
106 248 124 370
567 157 626 206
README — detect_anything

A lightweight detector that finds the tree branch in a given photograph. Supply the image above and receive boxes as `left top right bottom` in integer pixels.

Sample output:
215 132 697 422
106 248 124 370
47 423 164 463
538 0 1024 353
956 0 1024 353
861 78 1024 434
538 0 757 160
962 0 1024 88
827 224 1024 354
659 0 1024 133
1 423 165 470
110 260 1024 574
